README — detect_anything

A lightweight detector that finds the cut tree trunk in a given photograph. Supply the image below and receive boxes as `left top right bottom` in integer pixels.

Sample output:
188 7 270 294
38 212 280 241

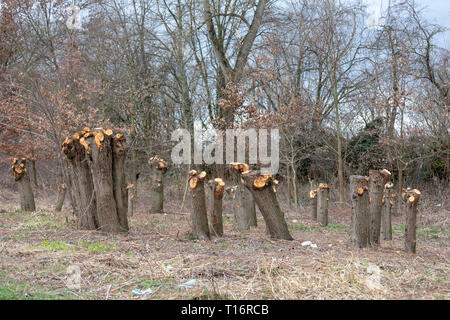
317 183 329 226
11 158 35 211
55 183 66 212
403 188 421 253
189 170 210 240
230 163 257 230
62 133 98 229
381 182 394 241
237 166 293 240
208 178 225 237
62 128 129 233
148 156 168 213
310 189 318 220
368 169 391 246
112 134 129 229
349 175 369 248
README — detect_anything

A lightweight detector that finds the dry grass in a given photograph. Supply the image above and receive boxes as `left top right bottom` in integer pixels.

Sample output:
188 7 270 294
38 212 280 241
0 185 448 300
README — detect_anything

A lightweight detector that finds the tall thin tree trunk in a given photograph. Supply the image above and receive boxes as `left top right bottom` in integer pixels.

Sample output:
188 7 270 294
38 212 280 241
208 178 225 237
317 183 329 226
368 169 391 246
403 189 421 253
381 182 394 241
310 189 318 220
55 183 66 212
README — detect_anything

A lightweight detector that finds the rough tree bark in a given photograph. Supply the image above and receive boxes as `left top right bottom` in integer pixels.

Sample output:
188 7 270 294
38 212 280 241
62 128 129 232
381 182 394 241
317 183 329 226
368 169 391 246
189 170 210 240
236 165 293 240
148 156 168 213
208 178 225 237
230 163 257 230
11 158 35 211
310 189 318 220
402 188 421 254
55 183 66 212
62 132 98 229
349 176 369 248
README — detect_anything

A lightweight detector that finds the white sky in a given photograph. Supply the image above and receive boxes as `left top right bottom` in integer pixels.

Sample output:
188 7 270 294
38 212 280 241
364 0 450 49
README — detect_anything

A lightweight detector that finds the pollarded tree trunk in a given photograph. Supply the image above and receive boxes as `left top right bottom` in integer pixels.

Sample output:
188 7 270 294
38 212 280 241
55 183 66 212
85 129 128 232
112 134 129 230
148 156 168 213
62 132 98 230
62 128 129 233
310 189 318 220
350 175 369 248
368 169 391 246
11 158 35 211
238 167 293 240
189 170 210 240
317 183 329 226
403 188 421 253
208 178 225 237
230 163 257 230
381 182 394 241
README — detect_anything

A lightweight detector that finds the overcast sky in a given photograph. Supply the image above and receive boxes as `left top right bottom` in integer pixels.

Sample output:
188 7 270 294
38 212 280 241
365 0 450 49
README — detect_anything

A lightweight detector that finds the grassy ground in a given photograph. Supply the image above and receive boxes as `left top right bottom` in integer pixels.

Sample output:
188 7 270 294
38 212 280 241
0 189 448 300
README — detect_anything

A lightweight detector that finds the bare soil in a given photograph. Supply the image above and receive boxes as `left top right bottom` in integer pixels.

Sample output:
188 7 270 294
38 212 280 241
0 185 448 300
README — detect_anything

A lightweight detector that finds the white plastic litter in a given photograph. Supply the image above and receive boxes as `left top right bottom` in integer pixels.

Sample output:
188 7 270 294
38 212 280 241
301 241 318 248
178 279 198 288
166 265 174 270
132 288 154 295
292 219 298 223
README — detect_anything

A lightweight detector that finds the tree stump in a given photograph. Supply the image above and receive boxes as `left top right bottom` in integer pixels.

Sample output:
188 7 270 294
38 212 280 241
403 188 421 253
189 170 210 240
381 182 394 241
238 167 293 240
349 175 369 248
148 156 168 213
208 178 225 237
62 128 129 232
368 169 391 246
62 132 98 229
230 163 257 230
126 183 135 217
317 183 329 226
310 189 318 220
55 183 66 212
11 158 35 211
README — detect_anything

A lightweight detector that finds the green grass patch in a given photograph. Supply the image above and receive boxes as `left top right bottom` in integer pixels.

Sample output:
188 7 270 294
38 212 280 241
77 240 115 253
219 242 228 248
0 271 73 300
41 240 67 251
